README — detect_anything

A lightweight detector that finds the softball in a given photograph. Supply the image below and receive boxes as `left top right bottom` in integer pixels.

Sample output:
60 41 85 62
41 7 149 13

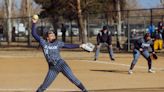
32 14 39 20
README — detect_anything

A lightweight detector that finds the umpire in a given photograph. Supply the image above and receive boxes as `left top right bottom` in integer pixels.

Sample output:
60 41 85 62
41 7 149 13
94 26 115 61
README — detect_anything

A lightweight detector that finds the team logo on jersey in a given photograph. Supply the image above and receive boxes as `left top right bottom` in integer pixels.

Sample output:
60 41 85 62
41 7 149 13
43 45 58 54
44 45 58 50
141 43 150 48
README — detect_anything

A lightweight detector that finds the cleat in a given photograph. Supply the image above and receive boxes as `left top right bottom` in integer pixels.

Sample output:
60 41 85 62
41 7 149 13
128 70 133 74
148 69 155 73
111 58 115 61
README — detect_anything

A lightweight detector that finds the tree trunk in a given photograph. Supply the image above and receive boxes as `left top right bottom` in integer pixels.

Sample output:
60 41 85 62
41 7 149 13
84 18 88 39
77 0 87 43
26 0 32 46
52 17 59 38
5 0 12 45
116 0 122 48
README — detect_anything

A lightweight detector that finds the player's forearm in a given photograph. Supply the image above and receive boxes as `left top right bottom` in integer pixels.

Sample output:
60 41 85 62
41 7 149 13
135 41 142 50
135 44 141 50
32 23 40 42
63 44 80 49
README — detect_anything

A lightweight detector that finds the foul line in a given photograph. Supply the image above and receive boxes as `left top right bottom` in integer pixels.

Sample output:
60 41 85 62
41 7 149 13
0 88 78 91
77 60 164 71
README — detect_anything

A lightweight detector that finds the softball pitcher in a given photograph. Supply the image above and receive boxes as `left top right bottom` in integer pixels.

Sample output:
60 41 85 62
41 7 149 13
32 19 88 92
128 33 156 74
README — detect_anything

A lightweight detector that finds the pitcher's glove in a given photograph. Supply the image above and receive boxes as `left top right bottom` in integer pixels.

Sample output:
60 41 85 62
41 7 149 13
80 42 95 52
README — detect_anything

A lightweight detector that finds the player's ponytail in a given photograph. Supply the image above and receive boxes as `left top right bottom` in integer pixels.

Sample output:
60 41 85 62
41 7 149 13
144 33 151 39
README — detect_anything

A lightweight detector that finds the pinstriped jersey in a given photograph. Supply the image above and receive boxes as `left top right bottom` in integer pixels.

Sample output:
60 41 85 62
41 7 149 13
40 38 65 64
134 38 154 51
32 23 79 65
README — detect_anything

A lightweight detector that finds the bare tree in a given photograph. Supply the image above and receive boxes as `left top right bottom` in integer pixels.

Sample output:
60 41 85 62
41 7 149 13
19 0 32 46
26 0 32 46
5 0 12 45
20 0 26 17
0 0 4 17
11 0 16 17
160 0 164 7
77 0 87 43
114 0 127 49
125 0 140 9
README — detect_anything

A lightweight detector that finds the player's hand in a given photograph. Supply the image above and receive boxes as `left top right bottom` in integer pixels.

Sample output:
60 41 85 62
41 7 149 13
32 15 39 23
152 51 155 54
139 48 143 52
80 44 85 48
32 19 38 23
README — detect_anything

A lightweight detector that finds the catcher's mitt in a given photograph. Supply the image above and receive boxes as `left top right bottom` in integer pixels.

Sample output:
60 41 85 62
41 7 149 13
81 42 95 52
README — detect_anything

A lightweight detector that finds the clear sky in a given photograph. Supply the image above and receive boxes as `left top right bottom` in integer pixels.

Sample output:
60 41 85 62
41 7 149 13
138 0 161 8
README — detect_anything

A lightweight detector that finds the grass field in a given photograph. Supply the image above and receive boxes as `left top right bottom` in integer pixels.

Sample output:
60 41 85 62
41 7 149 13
0 48 164 92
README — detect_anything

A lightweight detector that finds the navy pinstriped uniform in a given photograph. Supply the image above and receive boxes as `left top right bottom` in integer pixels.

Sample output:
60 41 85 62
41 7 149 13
32 23 88 92
129 37 155 70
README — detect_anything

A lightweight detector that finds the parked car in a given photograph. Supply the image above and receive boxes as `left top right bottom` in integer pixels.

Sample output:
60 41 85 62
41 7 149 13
56 24 78 36
57 28 69 36
15 23 28 37
68 25 79 36
88 25 101 36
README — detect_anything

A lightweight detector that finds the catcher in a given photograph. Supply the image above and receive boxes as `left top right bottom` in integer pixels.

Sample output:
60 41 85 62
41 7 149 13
31 15 88 92
128 33 157 74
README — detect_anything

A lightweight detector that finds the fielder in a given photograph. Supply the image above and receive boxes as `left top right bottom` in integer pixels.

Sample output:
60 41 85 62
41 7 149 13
31 16 88 92
94 26 115 61
128 33 156 74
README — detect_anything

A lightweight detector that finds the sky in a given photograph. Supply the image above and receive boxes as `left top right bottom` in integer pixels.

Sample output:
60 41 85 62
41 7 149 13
138 0 161 8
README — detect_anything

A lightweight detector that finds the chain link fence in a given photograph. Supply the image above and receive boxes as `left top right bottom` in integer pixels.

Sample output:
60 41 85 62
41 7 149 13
0 8 164 52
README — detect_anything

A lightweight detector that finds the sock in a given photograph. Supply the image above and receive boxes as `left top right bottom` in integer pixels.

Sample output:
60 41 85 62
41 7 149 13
147 57 152 70
130 63 135 70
